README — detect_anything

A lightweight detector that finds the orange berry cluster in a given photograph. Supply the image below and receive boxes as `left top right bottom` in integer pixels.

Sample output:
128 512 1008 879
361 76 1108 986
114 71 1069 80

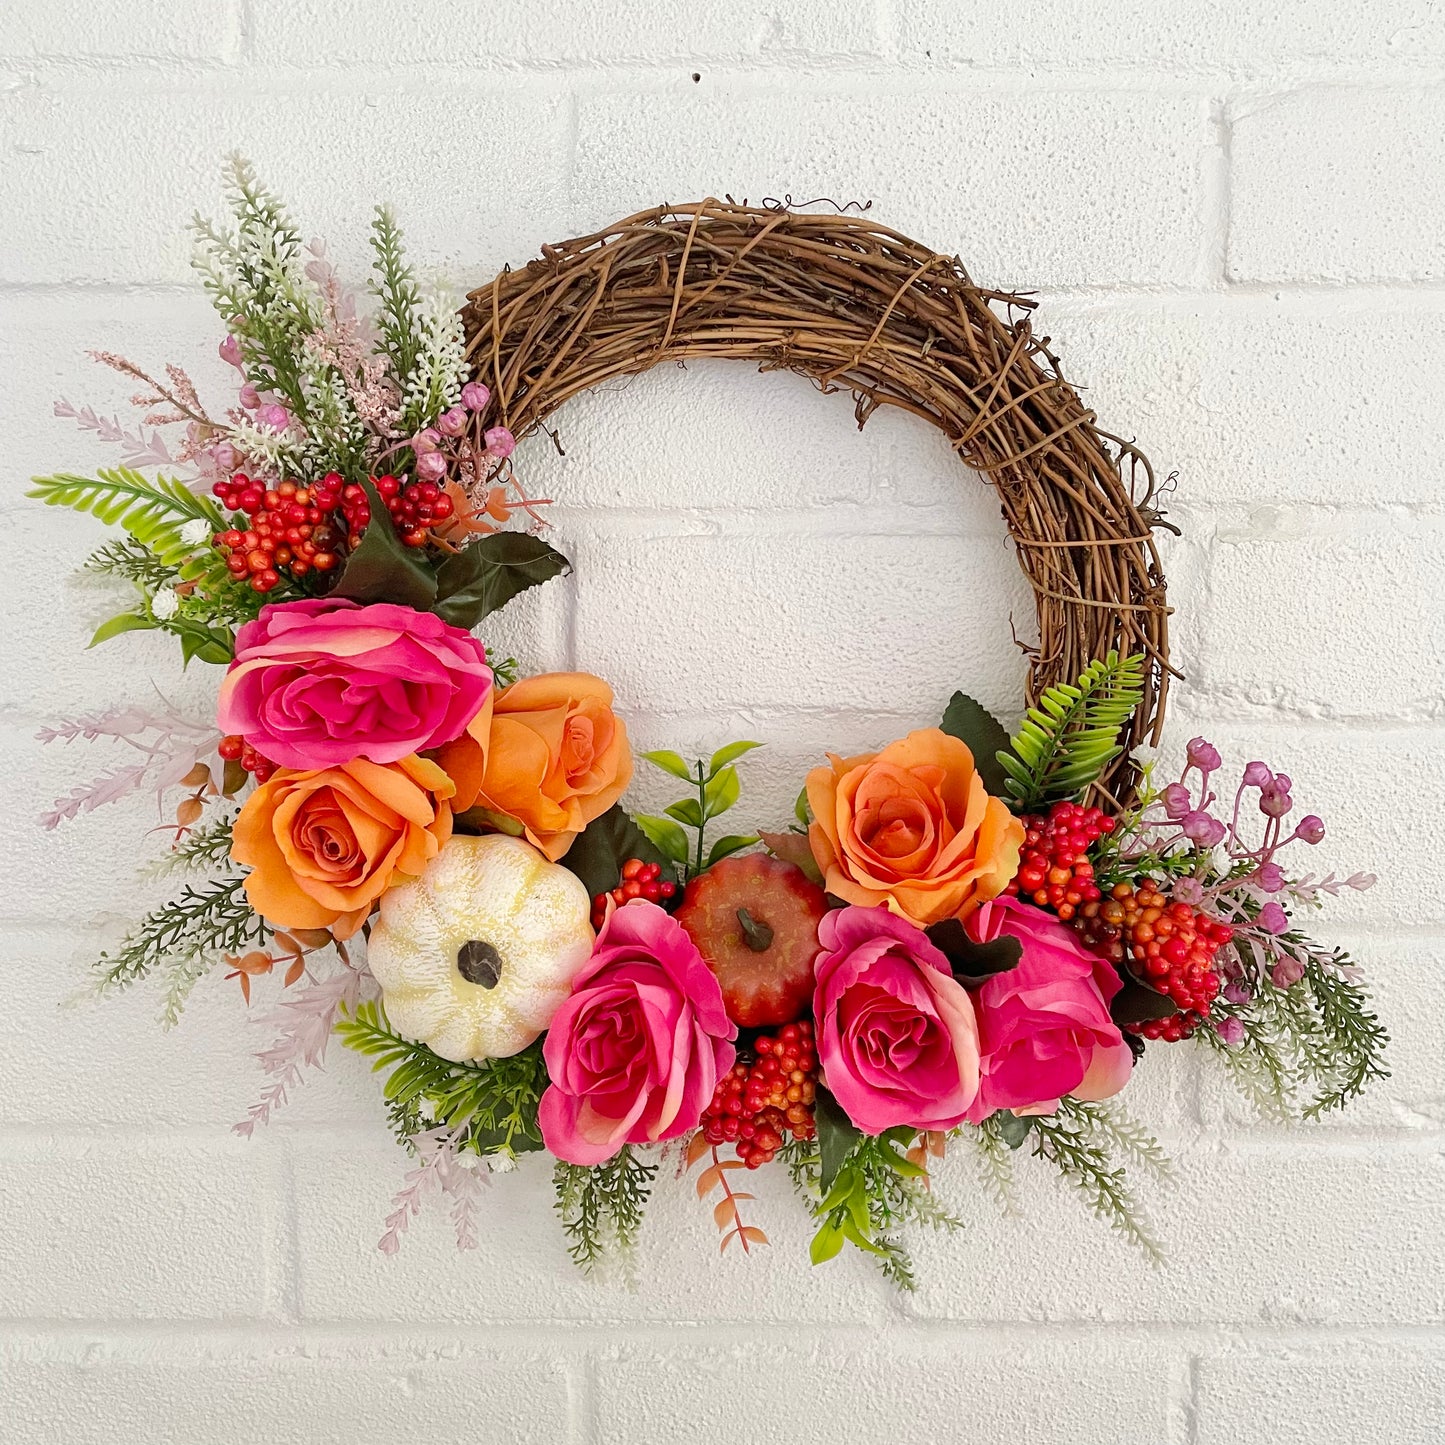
1072 880 1234 1038
700 1021 818 1168
590 857 677 929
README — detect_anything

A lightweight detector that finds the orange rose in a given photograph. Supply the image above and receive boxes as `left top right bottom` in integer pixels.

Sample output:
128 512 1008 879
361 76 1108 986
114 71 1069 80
806 728 1023 927
232 754 455 938
435 672 632 861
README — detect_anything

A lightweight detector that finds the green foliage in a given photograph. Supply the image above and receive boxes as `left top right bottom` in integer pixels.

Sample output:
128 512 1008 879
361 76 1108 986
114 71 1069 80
1029 1097 1165 1261
146 815 237 875
368 205 423 386
432 533 570 629
336 1000 548 1156
29 469 225 567
939 691 1012 797
86 537 180 592
553 1146 659 1274
637 741 762 879
93 874 263 996
560 803 679 899
793 1127 961 1291
1204 941 1389 1120
997 651 1146 809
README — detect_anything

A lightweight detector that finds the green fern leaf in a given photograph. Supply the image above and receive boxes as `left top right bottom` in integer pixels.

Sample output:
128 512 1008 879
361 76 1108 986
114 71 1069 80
29 469 224 568
998 652 1146 809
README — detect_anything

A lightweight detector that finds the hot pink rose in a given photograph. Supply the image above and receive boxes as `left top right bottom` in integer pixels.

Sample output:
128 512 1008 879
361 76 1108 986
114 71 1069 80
539 901 736 1166
813 905 980 1134
216 598 492 770
963 896 1133 1123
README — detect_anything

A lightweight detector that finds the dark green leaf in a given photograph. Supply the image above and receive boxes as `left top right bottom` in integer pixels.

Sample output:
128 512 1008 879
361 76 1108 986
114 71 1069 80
939 691 1013 797
432 532 568 628
992 1111 1036 1150
708 740 761 776
559 804 679 897
924 917 1023 986
331 478 438 611
815 1088 862 1192
1111 976 1178 1025
641 749 695 782
89 611 156 648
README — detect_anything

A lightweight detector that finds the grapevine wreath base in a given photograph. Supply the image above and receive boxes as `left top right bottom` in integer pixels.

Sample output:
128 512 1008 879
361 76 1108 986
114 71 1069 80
33 164 1386 1281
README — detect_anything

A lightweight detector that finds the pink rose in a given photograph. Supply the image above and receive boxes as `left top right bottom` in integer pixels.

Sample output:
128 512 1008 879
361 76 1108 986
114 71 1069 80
217 598 492 770
539 902 736 1165
813 905 980 1134
963 897 1133 1123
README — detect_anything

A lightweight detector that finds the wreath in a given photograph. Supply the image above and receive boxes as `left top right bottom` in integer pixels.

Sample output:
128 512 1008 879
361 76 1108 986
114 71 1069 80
32 160 1386 1283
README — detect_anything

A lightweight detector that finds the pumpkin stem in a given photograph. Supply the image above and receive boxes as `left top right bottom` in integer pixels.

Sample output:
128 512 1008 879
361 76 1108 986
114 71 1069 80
457 938 503 988
735 908 773 953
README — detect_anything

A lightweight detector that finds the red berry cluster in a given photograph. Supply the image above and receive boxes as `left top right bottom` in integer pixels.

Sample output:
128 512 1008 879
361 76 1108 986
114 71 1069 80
1071 880 1234 1039
590 857 678 929
211 473 349 593
218 733 276 784
1003 801 1116 922
371 472 454 545
700 1022 819 1167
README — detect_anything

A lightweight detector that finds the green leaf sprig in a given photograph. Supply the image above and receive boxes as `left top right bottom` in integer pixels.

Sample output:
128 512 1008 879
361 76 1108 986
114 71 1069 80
636 740 762 880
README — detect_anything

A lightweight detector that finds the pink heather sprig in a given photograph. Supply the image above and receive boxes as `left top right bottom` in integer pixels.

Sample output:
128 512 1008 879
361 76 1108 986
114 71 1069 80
233 964 377 1138
37 706 222 830
377 1126 489 1255
53 400 173 468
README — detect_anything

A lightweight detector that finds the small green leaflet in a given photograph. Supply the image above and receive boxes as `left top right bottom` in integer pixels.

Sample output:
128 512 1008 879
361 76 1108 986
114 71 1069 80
634 814 691 866
641 749 694 782
433 533 570 629
89 612 156 648
991 1111 1036 1150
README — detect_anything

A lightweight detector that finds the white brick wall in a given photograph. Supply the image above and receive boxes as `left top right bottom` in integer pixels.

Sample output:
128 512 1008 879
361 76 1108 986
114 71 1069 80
2 2 1440 1440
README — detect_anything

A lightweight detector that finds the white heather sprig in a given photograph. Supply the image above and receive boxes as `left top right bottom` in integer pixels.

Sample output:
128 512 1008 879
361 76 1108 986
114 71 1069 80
400 284 467 432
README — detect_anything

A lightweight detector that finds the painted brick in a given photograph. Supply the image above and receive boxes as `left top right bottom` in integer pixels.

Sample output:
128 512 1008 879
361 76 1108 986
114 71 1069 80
0 0 238 61
594 1334 1187 1445
291 1137 900 1323
0 85 572 285
574 87 1213 287
566 530 1036 717
894 2 1445 69
1019 293 1445 507
0 1337 573 1445
907 1140 1445 1324
0 1139 285 1319
254 0 883 65
1195 1339 1445 1445
1231 87 1445 282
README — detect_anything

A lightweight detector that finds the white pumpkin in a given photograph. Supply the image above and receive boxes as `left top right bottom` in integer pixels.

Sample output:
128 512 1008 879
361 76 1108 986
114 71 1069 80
367 833 595 1062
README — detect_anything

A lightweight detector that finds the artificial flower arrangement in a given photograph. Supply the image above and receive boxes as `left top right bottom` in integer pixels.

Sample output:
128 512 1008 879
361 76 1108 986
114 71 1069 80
32 162 1387 1285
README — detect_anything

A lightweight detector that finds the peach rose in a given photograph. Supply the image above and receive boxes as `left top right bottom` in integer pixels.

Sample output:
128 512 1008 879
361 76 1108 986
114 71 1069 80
232 754 455 939
434 672 632 861
806 728 1023 927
